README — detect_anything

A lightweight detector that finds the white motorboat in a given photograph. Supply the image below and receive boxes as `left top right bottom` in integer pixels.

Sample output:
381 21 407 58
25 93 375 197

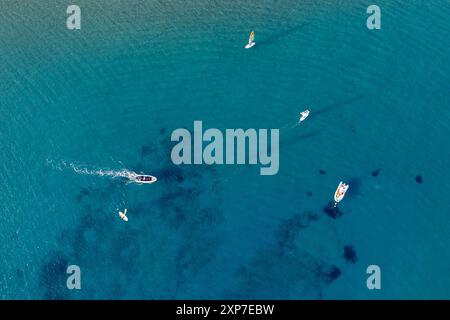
130 174 157 184
334 181 349 207
299 110 310 122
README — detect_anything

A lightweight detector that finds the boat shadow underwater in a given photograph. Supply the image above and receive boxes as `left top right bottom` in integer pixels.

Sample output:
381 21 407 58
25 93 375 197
281 129 320 147
256 23 309 48
310 95 364 119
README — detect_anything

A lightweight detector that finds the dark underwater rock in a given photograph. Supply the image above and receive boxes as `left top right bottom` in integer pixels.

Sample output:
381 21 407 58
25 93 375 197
141 144 157 157
372 168 381 177
415 175 423 184
323 202 343 219
141 145 151 156
76 187 92 202
343 245 358 263
320 265 342 284
39 251 70 299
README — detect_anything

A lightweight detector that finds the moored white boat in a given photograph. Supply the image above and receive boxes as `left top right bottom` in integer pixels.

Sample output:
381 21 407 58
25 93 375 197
334 181 349 206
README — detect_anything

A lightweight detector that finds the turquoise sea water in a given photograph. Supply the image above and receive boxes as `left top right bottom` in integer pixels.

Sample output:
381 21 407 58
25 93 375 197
0 0 449 299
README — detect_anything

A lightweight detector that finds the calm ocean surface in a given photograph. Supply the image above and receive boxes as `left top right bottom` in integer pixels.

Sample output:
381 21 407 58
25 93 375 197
0 0 449 299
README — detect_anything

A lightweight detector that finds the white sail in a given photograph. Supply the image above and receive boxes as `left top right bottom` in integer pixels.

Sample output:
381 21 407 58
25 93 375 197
245 31 255 49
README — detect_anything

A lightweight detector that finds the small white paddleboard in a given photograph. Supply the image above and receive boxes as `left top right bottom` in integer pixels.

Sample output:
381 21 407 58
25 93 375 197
245 42 255 49
119 209 128 222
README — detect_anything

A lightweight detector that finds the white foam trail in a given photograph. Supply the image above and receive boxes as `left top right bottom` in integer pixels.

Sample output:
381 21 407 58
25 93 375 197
46 159 66 171
280 121 299 130
47 159 138 180
69 163 138 180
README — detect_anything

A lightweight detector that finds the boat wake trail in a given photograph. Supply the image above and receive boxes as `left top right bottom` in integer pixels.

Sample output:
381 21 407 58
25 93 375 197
70 164 138 180
46 159 138 180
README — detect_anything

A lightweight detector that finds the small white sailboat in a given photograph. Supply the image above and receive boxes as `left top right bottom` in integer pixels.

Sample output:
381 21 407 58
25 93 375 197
119 208 128 222
334 181 349 207
245 31 255 49
299 110 310 122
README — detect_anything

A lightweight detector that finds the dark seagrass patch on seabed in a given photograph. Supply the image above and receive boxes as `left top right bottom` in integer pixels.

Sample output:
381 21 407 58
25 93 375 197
323 201 344 219
343 245 358 264
137 132 226 295
317 265 342 284
415 175 423 184
39 129 226 299
275 212 319 256
227 210 344 299
372 168 381 177
39 251 70 300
